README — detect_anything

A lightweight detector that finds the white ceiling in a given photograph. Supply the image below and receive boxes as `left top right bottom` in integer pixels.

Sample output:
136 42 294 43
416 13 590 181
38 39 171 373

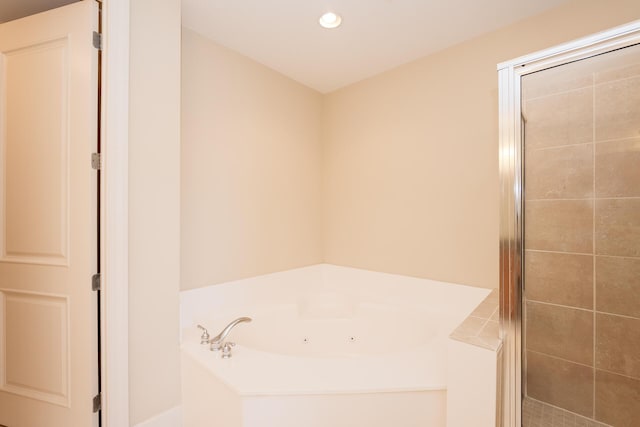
0 0 78 23
182 0 570 93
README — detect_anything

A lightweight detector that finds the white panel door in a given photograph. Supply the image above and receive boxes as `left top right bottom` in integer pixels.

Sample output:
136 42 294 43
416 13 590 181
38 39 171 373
0 2 99 426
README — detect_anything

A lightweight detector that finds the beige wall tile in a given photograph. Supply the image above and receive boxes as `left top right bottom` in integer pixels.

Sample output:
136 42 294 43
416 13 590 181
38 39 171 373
595 199 640 257
526 301 593 365
471 298 498 319
595 138 640 198
523 62 593 100
524 88 593 150
452 316 487 338
525 251 593 309
527 351 594 417
596 256 640 318
594 45 640 83
595 62 640 83
525 144 594 200
595 313 640 379
525 200 593 253
469 320 501 350
479 320 499 340
595 76 640 141
595 370 640 426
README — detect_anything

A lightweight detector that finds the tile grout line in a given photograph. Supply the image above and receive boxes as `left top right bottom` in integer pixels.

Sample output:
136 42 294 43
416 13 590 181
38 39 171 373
525 134 640 154
593 72 640 88
526 298 640 320
594 311 640 321
526 196 640 202
526 349 640 382
526 141 594 152
525 248 640 261
525 83 592 102
525 249 594 256
526 299 592 312
599 361 640 378
525 72 639 103
593 135 640 144
526 349 593 369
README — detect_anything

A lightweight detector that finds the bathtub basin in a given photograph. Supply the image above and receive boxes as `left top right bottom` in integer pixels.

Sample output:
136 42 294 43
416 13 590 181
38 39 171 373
180 264 489 427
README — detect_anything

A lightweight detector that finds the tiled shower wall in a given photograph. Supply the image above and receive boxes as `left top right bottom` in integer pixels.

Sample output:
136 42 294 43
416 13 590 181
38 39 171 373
523 46 640 426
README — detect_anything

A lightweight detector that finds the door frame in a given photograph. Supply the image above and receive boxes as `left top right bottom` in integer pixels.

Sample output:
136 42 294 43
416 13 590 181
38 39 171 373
497 19 640 427
101 0 130 425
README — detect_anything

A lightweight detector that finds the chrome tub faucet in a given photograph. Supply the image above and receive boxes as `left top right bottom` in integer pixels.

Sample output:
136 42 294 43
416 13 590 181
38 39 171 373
197 317 252 358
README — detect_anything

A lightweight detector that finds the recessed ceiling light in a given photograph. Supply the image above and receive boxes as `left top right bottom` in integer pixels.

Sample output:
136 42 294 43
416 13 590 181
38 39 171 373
319 12 342 29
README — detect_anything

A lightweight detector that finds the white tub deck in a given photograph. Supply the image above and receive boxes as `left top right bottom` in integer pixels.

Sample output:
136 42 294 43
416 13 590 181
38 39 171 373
180 264 490 427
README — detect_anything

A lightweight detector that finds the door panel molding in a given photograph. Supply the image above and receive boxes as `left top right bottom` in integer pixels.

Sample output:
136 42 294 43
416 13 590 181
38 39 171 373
0 36 71 267
0 289 70 407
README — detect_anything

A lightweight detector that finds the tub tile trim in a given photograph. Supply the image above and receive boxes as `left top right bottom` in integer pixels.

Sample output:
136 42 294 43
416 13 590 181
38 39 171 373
450 289 501 351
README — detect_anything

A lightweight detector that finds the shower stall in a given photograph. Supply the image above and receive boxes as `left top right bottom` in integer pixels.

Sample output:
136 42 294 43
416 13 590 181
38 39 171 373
499 22 640 427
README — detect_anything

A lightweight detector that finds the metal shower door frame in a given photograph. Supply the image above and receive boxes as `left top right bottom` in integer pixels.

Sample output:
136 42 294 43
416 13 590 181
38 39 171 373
497 19 640 427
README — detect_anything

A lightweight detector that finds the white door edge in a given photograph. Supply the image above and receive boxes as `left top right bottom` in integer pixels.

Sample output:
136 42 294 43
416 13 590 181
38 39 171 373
101 0 130 425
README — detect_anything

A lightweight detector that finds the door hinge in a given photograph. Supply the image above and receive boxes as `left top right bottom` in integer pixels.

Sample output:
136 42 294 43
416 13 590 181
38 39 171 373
91 152 102 170
93 31 103 50
92 392 102 413
92 273 101 291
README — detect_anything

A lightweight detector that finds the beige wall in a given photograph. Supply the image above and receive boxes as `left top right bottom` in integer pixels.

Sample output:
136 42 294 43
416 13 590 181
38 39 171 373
129 0 182 424
130 1 640 423
322 0 640 289
181 29 323 290
180 0 640 293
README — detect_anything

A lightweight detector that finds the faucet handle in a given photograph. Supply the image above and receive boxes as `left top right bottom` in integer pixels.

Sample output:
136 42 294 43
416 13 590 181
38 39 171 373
211 341 234 352
221 342 233 359
197 324 210 344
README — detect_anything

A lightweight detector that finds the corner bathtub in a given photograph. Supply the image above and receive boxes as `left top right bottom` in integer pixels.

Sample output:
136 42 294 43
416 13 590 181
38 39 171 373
180 264 489 427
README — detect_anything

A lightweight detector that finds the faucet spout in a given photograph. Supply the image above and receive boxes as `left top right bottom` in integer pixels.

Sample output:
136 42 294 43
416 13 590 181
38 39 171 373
210 317 252 351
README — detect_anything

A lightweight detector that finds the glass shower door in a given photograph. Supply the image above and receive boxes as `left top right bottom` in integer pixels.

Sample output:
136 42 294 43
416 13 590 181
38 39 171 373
521 44 640 426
